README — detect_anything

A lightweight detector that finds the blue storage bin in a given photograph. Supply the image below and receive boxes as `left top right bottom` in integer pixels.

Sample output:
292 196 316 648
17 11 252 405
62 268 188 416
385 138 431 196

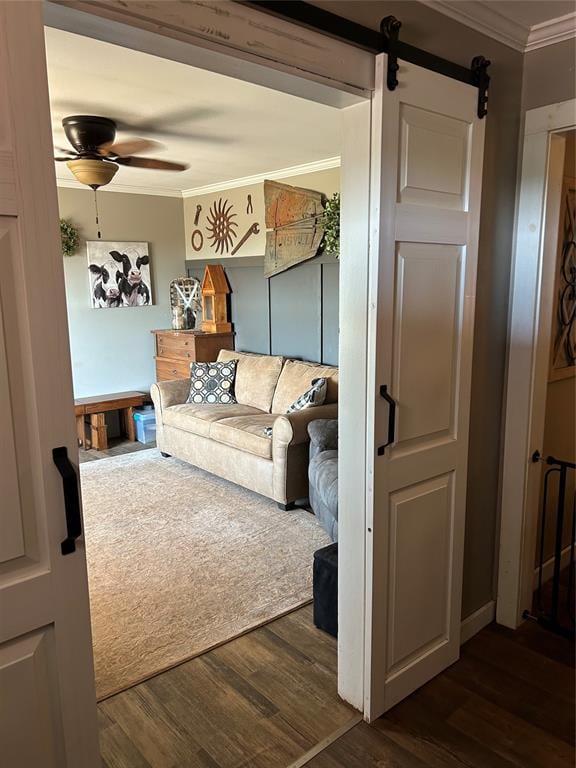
133 408 157 444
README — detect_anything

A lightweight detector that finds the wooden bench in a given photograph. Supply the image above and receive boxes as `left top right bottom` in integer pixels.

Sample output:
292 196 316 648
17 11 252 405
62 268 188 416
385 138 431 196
75 391 150 450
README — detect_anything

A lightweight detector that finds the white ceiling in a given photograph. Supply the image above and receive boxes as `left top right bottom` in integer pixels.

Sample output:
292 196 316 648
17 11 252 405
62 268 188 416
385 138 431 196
45 27 341 196
426 1 576 51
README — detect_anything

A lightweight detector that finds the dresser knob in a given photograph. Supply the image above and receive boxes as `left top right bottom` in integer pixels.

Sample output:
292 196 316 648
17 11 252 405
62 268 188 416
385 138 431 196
172 369 177 374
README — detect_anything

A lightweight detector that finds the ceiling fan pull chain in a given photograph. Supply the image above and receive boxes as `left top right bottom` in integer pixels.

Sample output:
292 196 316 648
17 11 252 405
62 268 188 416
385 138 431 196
93 188 102 240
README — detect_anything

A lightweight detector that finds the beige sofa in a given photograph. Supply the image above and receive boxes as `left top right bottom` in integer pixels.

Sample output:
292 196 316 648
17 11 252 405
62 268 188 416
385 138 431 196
150 350 338 508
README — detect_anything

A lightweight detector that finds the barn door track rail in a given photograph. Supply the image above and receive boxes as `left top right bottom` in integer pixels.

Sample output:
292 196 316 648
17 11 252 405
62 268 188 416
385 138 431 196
241 1 491 118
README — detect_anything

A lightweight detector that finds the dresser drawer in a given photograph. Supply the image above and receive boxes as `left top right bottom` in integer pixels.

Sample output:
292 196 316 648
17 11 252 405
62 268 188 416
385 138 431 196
155 358 191 381
156 333 196 361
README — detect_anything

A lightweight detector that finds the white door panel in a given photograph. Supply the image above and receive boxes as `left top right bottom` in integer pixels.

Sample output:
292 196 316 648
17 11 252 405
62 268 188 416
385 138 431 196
365 54 485 718
399 105 471 209
0 628 66 768
392 242 461 447
0 3 100 765
388 472 454 670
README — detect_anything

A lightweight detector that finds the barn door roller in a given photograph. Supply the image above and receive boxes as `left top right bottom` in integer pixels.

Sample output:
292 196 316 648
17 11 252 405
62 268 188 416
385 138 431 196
381 16 401 91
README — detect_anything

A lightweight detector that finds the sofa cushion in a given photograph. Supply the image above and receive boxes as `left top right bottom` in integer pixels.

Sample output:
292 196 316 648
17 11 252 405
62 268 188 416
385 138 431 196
210 414 275 459
163 403 263 438
272 361 338 414
218 349 284 413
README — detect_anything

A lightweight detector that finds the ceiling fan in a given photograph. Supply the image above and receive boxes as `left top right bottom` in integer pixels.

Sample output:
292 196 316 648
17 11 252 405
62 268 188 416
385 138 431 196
54 115 189 189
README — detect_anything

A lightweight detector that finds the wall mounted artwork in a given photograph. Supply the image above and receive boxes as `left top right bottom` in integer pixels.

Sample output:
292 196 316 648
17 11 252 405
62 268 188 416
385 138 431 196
550 176 576 380
264 180 325 278
87 241 153 308
183 164 340 266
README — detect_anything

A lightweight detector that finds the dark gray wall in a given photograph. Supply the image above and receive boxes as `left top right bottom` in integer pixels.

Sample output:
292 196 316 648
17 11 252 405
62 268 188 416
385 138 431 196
187 255 339 365
313 0 524 618
522 38 576 111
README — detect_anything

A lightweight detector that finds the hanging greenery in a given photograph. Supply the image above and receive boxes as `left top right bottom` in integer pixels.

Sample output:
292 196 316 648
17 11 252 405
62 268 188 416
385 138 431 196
322 193 340 257
60 219 80 258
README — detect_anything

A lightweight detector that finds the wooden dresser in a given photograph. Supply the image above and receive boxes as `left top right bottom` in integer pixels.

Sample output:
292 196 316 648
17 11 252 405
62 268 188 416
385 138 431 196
151 330 235 382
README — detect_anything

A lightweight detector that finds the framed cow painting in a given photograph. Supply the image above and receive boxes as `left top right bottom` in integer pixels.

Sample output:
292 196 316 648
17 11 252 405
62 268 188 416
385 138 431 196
87 241 153 308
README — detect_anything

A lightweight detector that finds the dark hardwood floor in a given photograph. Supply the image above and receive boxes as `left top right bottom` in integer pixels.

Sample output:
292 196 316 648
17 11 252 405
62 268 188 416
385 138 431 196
98 605 357 768
307 620 574 768
99 604 574 768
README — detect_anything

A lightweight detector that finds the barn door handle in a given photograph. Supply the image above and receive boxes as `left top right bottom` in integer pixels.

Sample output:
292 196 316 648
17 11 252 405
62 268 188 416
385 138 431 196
377 385 396 456
53 447 82 555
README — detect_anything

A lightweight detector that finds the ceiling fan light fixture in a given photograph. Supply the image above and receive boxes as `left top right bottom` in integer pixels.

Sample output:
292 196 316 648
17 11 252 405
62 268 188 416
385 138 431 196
66 158 118 189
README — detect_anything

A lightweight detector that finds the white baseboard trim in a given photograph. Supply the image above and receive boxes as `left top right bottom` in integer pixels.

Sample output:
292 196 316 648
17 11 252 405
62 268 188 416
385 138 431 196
533 544 573 589
460 600 496 645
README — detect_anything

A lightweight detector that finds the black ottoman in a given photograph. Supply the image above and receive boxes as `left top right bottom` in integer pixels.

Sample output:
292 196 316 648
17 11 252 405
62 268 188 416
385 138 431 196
313 542 338 638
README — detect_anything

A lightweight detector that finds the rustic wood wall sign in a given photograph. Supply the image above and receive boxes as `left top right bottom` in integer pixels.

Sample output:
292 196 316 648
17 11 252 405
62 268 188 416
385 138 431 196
264 180 325 278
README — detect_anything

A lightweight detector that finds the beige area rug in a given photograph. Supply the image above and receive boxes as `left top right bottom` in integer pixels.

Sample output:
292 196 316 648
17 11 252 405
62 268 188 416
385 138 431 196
80 449 331 700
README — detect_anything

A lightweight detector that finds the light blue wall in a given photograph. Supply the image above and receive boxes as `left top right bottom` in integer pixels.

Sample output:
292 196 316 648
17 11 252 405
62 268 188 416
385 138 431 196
58 187 186 397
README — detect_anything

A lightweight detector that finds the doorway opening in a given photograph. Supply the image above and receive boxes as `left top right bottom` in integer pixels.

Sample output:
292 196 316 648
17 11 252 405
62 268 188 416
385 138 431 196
44 13 368 764
530 130 575 638
499 103 576 636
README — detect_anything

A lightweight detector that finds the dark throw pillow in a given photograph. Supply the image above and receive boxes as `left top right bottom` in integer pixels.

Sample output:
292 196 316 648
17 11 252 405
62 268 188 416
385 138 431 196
186 360 238 405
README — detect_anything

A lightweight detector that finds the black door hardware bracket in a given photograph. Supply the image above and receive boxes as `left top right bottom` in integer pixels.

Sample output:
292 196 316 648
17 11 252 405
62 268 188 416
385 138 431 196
471 56 491 118
381 16 402 91
53 446 82 555
378 385 397 456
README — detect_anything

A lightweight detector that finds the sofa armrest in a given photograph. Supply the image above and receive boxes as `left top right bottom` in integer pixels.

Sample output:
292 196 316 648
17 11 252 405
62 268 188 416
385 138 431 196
273 403 338 449
150 379 190 416
308 419 338 454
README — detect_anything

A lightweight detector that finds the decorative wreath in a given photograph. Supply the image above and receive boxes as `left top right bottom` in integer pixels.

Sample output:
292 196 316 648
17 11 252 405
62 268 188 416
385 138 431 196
60 219 80 257
322 193 340 257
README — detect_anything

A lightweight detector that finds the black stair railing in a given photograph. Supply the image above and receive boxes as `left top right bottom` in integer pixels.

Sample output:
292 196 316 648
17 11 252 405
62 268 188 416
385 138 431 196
526 455 575 639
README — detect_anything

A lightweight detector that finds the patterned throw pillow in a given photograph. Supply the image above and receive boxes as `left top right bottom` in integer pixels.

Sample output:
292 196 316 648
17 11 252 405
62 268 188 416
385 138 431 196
286 377 327 413
186 360 238 405
263 378 328 437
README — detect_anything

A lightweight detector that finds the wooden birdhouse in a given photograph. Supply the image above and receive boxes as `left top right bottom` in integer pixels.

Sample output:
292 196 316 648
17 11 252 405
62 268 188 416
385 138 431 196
201 265 231 333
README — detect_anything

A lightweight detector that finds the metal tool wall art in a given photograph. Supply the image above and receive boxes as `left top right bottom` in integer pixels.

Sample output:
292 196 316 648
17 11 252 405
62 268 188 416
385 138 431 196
206 198 238 255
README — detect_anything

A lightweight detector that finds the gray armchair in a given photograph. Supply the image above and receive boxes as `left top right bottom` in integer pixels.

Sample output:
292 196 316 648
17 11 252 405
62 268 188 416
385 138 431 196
308 419 338 541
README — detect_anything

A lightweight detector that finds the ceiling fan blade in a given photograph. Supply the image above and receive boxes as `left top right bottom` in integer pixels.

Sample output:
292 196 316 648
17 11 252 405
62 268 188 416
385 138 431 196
54 147 75 156
54 156 74 161
115 156 188 171
98 138 160 157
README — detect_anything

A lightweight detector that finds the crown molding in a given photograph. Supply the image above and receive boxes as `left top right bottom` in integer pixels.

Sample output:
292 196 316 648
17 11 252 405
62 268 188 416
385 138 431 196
423 1 526 52
55 176 183 197
423 1 576 53
56 156 341 199
181 157 341 198
526 12 576 52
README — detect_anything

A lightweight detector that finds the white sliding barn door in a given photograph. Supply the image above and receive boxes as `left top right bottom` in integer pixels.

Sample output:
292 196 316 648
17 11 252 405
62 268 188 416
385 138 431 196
365 54 485 719
0 3 100 766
